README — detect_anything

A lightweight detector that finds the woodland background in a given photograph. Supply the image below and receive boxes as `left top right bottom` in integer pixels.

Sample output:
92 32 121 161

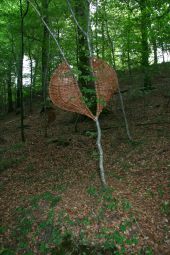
0 0 170 255
0 0 170 119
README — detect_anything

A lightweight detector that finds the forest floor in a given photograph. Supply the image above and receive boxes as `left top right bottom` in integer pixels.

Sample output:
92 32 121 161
0 89 170 254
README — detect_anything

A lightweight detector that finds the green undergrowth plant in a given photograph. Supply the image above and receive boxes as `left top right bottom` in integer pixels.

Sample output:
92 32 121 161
87 185 98 196
0 156 25 173
157 185 165 198
25 162 35 172
91 149 99 160
120 160 132 171
0 143 26 173
31 191 61 208
84 186 140 253
1 188 147 254
139 246 154 255
53 184 67 193
9 192 62 254
0 143 25 154
160 201 170 216
144 187 155 198
109 172 124 180
84 130 97 138
0 248 16 255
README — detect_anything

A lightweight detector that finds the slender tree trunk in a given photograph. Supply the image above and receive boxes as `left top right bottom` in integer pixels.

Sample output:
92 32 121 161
7 62 13 112
0 83 6 114
94 0 99 57
19 0 25 142
104 6 116 68
127 7 132 76
42 0 49 103
16 75 21 109
42 0 50 137
101 18 105 59
153 39 158 65
18 0 29 142
75 26 79 66
127 21 132 75
127 49 132 75
162 44 165 63
10 35 20 110
74 0 92 88
32 56 39 88
4 84 7 113
103 8 132 141
29 49 33 113
139 0 151 89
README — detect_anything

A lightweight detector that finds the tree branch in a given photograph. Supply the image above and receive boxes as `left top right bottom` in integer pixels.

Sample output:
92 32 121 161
66 0 87 38
66 0 92 57
27 0 70 67
95 117 107 187
23 0 29 19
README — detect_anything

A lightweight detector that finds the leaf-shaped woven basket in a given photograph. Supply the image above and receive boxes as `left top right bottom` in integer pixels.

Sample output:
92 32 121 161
49 58 118 119
92 57 118 117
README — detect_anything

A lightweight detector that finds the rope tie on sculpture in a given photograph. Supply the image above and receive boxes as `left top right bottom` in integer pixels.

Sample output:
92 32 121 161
49 57 118 187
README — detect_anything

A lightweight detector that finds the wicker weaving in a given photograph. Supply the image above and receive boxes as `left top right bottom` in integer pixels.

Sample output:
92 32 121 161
49 57 118 119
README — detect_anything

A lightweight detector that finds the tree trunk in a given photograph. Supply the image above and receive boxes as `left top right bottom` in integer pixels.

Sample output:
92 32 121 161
101 18 105 59
73 0 97 115
29 49 33 113
162 44 165 63
42 0 50 137
16 75 21 109
139 0 151 89
18 0 29 142
32 56 39 89
153 39 158 65
74 0 92 88
11 36 20 110
127 6 132 76
42 0 49 103
104 6 116 68
7 62 13 112
94 0 99 57
0 83 6 114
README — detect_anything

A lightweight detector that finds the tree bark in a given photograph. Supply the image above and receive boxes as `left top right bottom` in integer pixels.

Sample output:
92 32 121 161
32 56 39 89
94 0 99 57
42 0 50 137
29 48 33 113
153 39 158 65
127 5 132 76
42 0 49 101
101 17 105 59
139 0 151 89
7 62 13 112
161 44 165 63
74 0 92 88
16 75 21 108
104 6 116 68
95 117 107 188
18 0 29 142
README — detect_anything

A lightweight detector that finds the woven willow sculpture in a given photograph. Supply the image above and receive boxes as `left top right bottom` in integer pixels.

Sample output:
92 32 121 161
49 57 118 186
